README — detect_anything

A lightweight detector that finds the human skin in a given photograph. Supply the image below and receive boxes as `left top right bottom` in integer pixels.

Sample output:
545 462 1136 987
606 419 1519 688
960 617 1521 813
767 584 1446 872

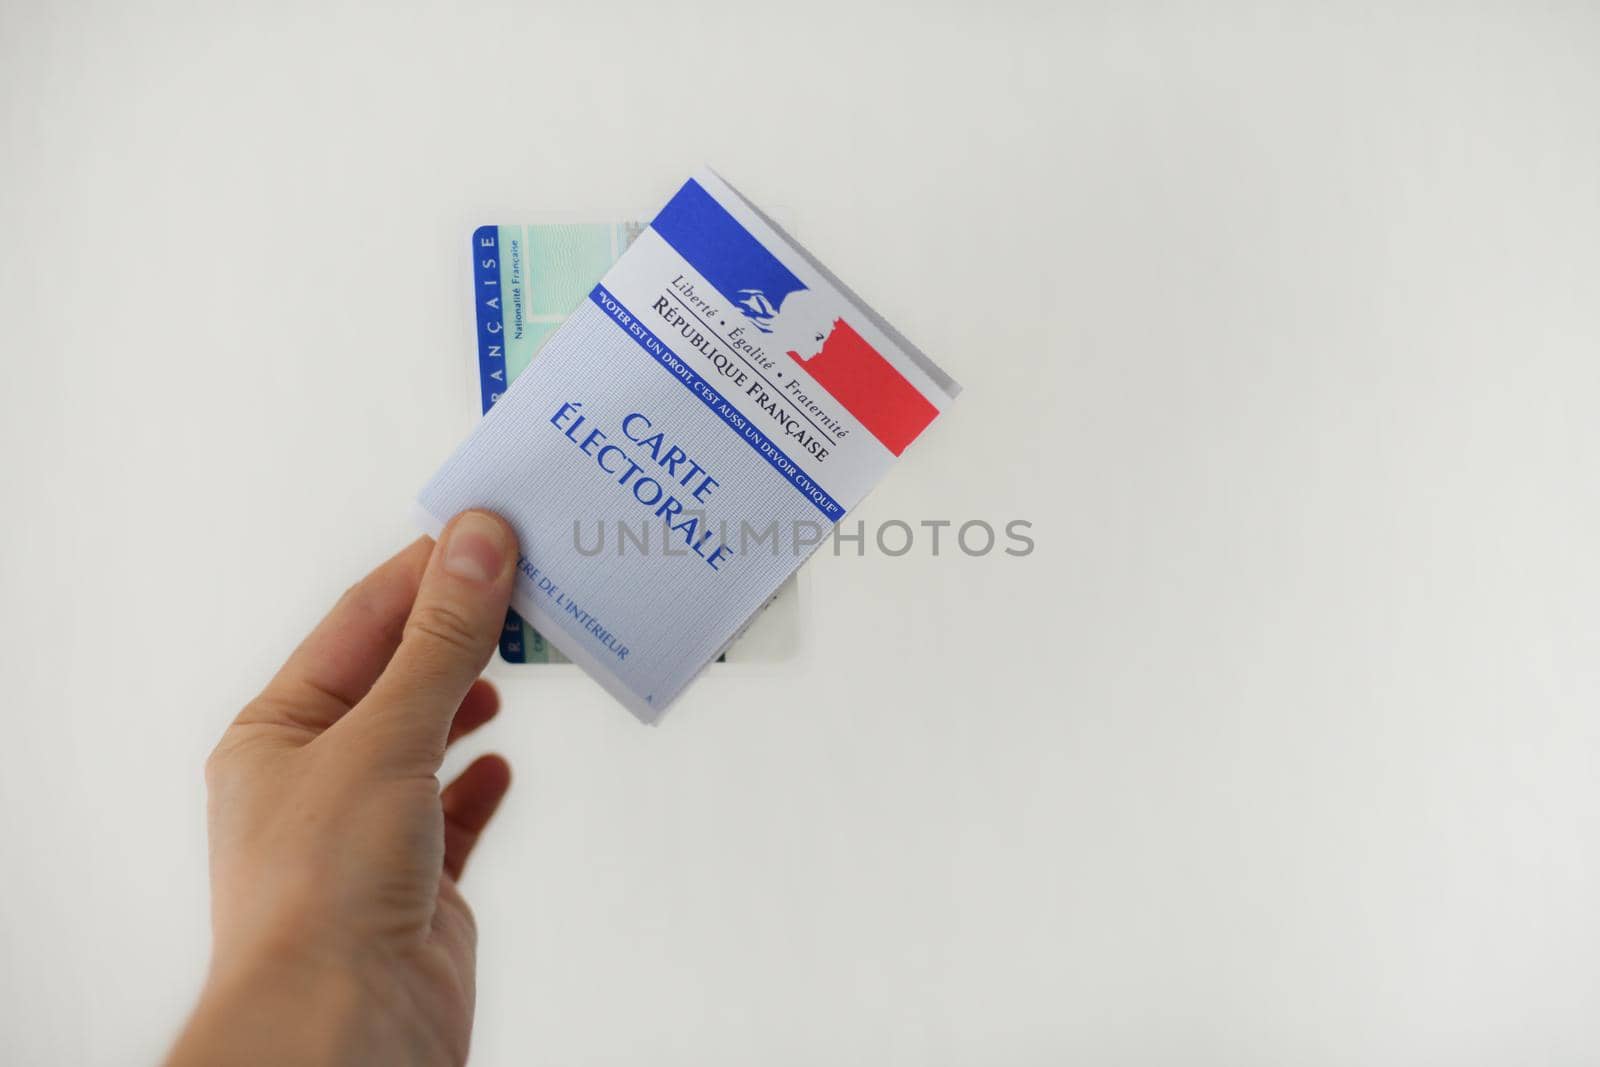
166 511 519 1067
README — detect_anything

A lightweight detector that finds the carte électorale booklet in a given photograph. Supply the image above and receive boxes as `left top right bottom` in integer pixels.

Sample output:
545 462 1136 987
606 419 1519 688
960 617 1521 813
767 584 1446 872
415 168 960 722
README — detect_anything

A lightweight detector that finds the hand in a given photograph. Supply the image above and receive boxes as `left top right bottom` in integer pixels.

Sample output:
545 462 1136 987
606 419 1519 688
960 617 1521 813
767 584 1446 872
166 511 519 1067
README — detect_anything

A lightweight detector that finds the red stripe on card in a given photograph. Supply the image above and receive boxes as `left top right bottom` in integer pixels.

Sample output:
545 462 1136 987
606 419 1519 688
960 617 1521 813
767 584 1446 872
788 319 937 456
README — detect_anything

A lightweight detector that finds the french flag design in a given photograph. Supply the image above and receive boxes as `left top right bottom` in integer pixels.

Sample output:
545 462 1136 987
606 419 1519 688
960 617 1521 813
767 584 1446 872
785 319 937 456
652 179 939 456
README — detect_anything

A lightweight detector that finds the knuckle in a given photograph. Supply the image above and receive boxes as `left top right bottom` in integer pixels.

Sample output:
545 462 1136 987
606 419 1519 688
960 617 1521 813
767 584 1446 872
337 576 367 606
334 575 374 615
405 601 485 659
336 576 389 630
204 734 241 789
334 578 408 656
203 746 226 788
439 884 479 945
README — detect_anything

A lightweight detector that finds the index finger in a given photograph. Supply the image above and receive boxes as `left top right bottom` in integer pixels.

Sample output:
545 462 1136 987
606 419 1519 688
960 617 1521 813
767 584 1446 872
233 537 433 741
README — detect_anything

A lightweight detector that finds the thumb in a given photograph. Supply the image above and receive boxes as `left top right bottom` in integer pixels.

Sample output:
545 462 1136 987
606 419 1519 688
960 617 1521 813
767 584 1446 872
349 510 517 770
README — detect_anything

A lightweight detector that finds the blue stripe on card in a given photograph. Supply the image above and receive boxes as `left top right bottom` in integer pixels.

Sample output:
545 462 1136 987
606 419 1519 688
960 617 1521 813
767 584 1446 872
473 226 529 662
589 283 845 522
472 225 506 415
649 179 807 333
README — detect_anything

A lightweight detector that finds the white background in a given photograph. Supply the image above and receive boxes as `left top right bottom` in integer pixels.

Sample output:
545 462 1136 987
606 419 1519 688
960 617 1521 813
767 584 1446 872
3 2 1598 1064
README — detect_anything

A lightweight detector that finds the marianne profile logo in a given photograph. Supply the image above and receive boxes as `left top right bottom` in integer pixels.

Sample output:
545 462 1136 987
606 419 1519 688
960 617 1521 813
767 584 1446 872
651 179 939 457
